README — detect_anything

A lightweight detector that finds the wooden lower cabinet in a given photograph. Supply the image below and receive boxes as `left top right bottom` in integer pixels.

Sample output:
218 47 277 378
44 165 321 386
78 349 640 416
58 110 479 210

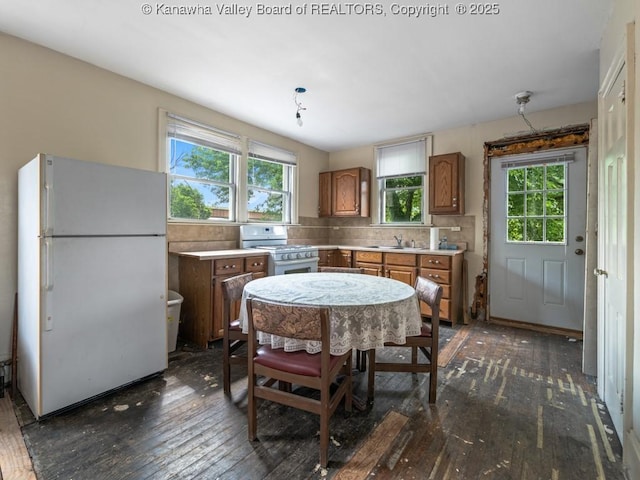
419 253 463 324
354 250 383 277
319 248 353 268
334 249 352 267
354 251 417 286
354 249 464 324
178 254 268 348
384 252 417 286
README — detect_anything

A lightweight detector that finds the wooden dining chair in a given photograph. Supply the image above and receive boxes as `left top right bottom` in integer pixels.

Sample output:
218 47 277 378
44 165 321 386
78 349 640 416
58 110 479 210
221 272 254 397
318 266 365 274
367 275 443 404
246 298 353 468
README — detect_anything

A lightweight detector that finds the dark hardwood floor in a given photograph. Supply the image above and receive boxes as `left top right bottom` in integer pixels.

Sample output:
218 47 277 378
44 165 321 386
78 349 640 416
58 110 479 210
12 321 627 479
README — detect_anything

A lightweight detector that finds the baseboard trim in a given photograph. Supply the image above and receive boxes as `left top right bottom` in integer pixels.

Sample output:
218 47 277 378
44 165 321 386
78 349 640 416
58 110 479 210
488 316 583 340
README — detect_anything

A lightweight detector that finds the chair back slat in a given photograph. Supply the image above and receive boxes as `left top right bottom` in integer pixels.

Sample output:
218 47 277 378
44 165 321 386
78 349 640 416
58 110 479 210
414 275 443 316
249 299 325 341
222 272 254 302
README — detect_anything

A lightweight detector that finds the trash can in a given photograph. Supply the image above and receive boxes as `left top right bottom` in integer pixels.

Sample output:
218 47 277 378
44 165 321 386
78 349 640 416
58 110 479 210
167 290 183 353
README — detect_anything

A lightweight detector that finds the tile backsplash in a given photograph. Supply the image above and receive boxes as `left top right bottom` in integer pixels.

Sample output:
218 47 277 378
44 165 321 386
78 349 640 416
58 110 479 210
167 216 474 291
168 215 475 252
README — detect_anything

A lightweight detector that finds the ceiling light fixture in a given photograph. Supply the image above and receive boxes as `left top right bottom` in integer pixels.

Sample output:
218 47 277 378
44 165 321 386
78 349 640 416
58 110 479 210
514 90 537 133
294 87 306 127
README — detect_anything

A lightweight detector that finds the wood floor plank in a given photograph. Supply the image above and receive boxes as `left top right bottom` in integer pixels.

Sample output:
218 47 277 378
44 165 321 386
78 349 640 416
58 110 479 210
6 323 628 480
0 395 36 480
437 320 474 367
334 410 408 480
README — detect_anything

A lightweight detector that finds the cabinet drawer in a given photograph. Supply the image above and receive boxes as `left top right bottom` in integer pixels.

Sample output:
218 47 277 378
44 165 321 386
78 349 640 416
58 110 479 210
421 298 450 320
214 257 243 275
420 268 451 285
384 252 417 266
245 255 268 273
420 255 451 270
355 251 383 263
356 262 383 276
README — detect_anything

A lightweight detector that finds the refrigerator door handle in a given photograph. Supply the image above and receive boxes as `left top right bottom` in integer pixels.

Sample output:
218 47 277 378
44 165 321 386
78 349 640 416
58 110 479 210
44 239 53 291
44 239 53 331
43 182 52 235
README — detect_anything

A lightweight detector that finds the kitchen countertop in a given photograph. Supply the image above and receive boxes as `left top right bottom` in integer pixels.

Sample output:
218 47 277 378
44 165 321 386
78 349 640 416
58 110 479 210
316 245 465 256
174 245 464 260
174 248 271 260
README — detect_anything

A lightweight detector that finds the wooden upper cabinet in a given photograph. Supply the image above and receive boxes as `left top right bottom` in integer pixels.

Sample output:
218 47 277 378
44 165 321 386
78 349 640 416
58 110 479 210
319 167 371 217
429 152 465 215
318 171 332 217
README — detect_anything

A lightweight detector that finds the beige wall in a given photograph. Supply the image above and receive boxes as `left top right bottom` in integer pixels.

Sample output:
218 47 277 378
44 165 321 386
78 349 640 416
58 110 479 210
0 30 601 363
0 32 329 361
329 101 598 309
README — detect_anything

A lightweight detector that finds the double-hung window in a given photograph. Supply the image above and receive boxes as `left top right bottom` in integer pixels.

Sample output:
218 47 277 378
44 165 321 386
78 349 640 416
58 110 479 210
164 111 297 223
247 140 296 223
167 113 240 221
376 137 430 224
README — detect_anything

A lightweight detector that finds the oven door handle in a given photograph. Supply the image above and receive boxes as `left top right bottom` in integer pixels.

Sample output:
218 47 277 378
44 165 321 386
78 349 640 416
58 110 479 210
277 257 320 266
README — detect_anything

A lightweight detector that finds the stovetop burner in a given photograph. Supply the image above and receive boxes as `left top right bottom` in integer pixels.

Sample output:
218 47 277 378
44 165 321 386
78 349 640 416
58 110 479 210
239 224 319 265
256 244 312 251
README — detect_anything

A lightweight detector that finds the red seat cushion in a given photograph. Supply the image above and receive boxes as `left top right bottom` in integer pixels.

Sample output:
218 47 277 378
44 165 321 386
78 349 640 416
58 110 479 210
420 323 433 337
255 346 345 377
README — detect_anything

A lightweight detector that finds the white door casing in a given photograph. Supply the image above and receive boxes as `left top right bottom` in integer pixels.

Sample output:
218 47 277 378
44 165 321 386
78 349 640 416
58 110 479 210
597 52 627 443
489 147 587 331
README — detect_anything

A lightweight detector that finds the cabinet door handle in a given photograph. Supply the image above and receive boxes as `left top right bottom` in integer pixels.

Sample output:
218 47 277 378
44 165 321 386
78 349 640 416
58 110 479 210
429 274 440 279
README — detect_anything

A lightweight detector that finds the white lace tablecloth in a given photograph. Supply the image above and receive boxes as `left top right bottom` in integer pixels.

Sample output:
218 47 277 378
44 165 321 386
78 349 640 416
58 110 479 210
239 272 422 355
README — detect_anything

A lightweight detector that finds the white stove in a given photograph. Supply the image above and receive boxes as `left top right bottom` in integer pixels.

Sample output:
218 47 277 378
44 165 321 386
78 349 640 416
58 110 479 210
239 225 319 276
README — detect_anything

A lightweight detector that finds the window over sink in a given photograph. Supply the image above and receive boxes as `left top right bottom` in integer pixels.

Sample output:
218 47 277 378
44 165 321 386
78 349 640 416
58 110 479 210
376 135 432 224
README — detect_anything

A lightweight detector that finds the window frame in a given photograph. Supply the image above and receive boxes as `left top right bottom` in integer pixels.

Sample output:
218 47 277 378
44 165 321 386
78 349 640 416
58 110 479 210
246 141 297 223
160 109 298 224
502 158 570 245
375 135 432 225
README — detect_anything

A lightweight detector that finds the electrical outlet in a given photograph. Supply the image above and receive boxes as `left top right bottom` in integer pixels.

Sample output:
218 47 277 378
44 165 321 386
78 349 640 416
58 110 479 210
451 226 461 231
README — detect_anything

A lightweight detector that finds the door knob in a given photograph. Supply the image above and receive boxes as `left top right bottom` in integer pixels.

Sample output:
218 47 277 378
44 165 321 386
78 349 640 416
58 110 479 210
575 248 584 255
594 268 608 277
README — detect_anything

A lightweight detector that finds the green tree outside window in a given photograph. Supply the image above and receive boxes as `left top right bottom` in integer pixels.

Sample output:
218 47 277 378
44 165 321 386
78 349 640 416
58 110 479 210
506 164 566 243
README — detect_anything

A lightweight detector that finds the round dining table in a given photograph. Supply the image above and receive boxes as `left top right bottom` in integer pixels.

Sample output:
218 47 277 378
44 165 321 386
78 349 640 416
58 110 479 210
238 272 422 355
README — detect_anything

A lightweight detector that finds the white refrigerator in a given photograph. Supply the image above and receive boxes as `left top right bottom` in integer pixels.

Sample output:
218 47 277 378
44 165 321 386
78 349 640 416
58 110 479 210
18 154 168 418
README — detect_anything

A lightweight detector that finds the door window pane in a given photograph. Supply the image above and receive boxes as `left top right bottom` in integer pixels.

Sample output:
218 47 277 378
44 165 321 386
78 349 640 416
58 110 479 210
505 163 566 243
526 166 544 190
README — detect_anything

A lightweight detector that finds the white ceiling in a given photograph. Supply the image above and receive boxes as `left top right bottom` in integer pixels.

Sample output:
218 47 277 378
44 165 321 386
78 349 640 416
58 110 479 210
0 0 612 152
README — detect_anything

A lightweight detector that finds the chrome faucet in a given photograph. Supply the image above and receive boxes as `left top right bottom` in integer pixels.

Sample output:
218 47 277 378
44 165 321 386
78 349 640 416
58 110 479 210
393 234 403 247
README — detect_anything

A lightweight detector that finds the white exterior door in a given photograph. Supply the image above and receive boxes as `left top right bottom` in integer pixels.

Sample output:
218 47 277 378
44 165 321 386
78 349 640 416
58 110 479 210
489 147 587 331
597 60 627 441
